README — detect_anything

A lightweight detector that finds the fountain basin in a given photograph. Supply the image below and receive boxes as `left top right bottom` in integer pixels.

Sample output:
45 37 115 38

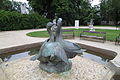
0 40 119 80
1 56 114 80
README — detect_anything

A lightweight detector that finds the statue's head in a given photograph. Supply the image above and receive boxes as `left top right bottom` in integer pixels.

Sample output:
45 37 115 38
51 24 57 32
52 18 62 32
51 23 58 32
47 18 62 32
57 18 62 24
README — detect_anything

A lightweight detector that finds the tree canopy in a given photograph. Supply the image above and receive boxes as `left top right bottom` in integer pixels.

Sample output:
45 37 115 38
27 0 94 25
1 0 120 26
100 0 120 25
0 0 12 11
0 0 28 13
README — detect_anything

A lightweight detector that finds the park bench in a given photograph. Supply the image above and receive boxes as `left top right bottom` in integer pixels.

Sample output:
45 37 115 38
80 31 106 43
62 29 75 39
115 33 120 45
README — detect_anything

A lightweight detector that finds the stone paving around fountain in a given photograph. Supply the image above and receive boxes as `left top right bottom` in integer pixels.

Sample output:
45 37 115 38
0 58 9 80
0 26 120 80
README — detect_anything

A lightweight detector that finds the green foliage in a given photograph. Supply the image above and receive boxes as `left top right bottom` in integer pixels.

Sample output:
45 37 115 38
100 0 120 25
28 0 58 19
0 10 49 31
0 0 12 11
27 0 92 25
27 31 49 37
0 0 32 13
27 28 120 41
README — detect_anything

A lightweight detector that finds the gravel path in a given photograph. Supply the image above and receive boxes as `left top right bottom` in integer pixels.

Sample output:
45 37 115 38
3 56 114 80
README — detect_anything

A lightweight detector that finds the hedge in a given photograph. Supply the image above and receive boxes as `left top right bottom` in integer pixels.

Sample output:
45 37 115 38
0 10 49 31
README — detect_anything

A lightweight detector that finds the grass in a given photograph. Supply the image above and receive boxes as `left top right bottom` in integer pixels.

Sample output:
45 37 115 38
94 25 120 27
27 31 49 37
26 28 120 41
78 25 120 27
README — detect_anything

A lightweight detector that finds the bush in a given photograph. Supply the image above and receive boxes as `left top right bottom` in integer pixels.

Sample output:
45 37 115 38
0 10 49 31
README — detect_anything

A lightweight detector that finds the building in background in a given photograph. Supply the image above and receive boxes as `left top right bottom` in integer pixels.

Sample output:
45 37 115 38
20 3 29 14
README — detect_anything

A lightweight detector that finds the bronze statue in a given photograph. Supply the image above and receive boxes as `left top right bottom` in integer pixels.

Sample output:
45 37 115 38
31 18 84 73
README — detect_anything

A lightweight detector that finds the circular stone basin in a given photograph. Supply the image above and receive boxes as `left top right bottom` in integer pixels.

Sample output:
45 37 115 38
2 56 114 80
0 46 114 64
0 44 117 80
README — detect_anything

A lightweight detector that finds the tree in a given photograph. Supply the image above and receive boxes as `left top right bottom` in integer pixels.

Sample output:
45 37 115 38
0 0 22 12
112 0 120 26
27 0 58 19
28 0 92 25
100 0 120 25
0 0 12 11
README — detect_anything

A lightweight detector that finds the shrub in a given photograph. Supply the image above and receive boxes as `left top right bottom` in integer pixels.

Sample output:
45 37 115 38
0 10 49 31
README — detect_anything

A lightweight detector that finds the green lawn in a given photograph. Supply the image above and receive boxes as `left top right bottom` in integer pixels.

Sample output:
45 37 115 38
77 25 120 27
94 25 120 27
26 29 120 41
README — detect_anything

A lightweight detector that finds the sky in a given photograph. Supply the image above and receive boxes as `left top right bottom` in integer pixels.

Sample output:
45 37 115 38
10 0 28 3
91 0 101 7
10 0 100 6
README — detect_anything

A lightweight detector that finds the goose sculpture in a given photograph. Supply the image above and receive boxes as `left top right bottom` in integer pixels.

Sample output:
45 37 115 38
31 20 72 73
55 18 84 58
30 22 55 61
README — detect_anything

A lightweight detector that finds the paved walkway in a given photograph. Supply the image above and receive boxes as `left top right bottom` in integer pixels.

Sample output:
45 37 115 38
64 26 118 30
0 26 119 50
0 27 120 74
0 29 46 49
